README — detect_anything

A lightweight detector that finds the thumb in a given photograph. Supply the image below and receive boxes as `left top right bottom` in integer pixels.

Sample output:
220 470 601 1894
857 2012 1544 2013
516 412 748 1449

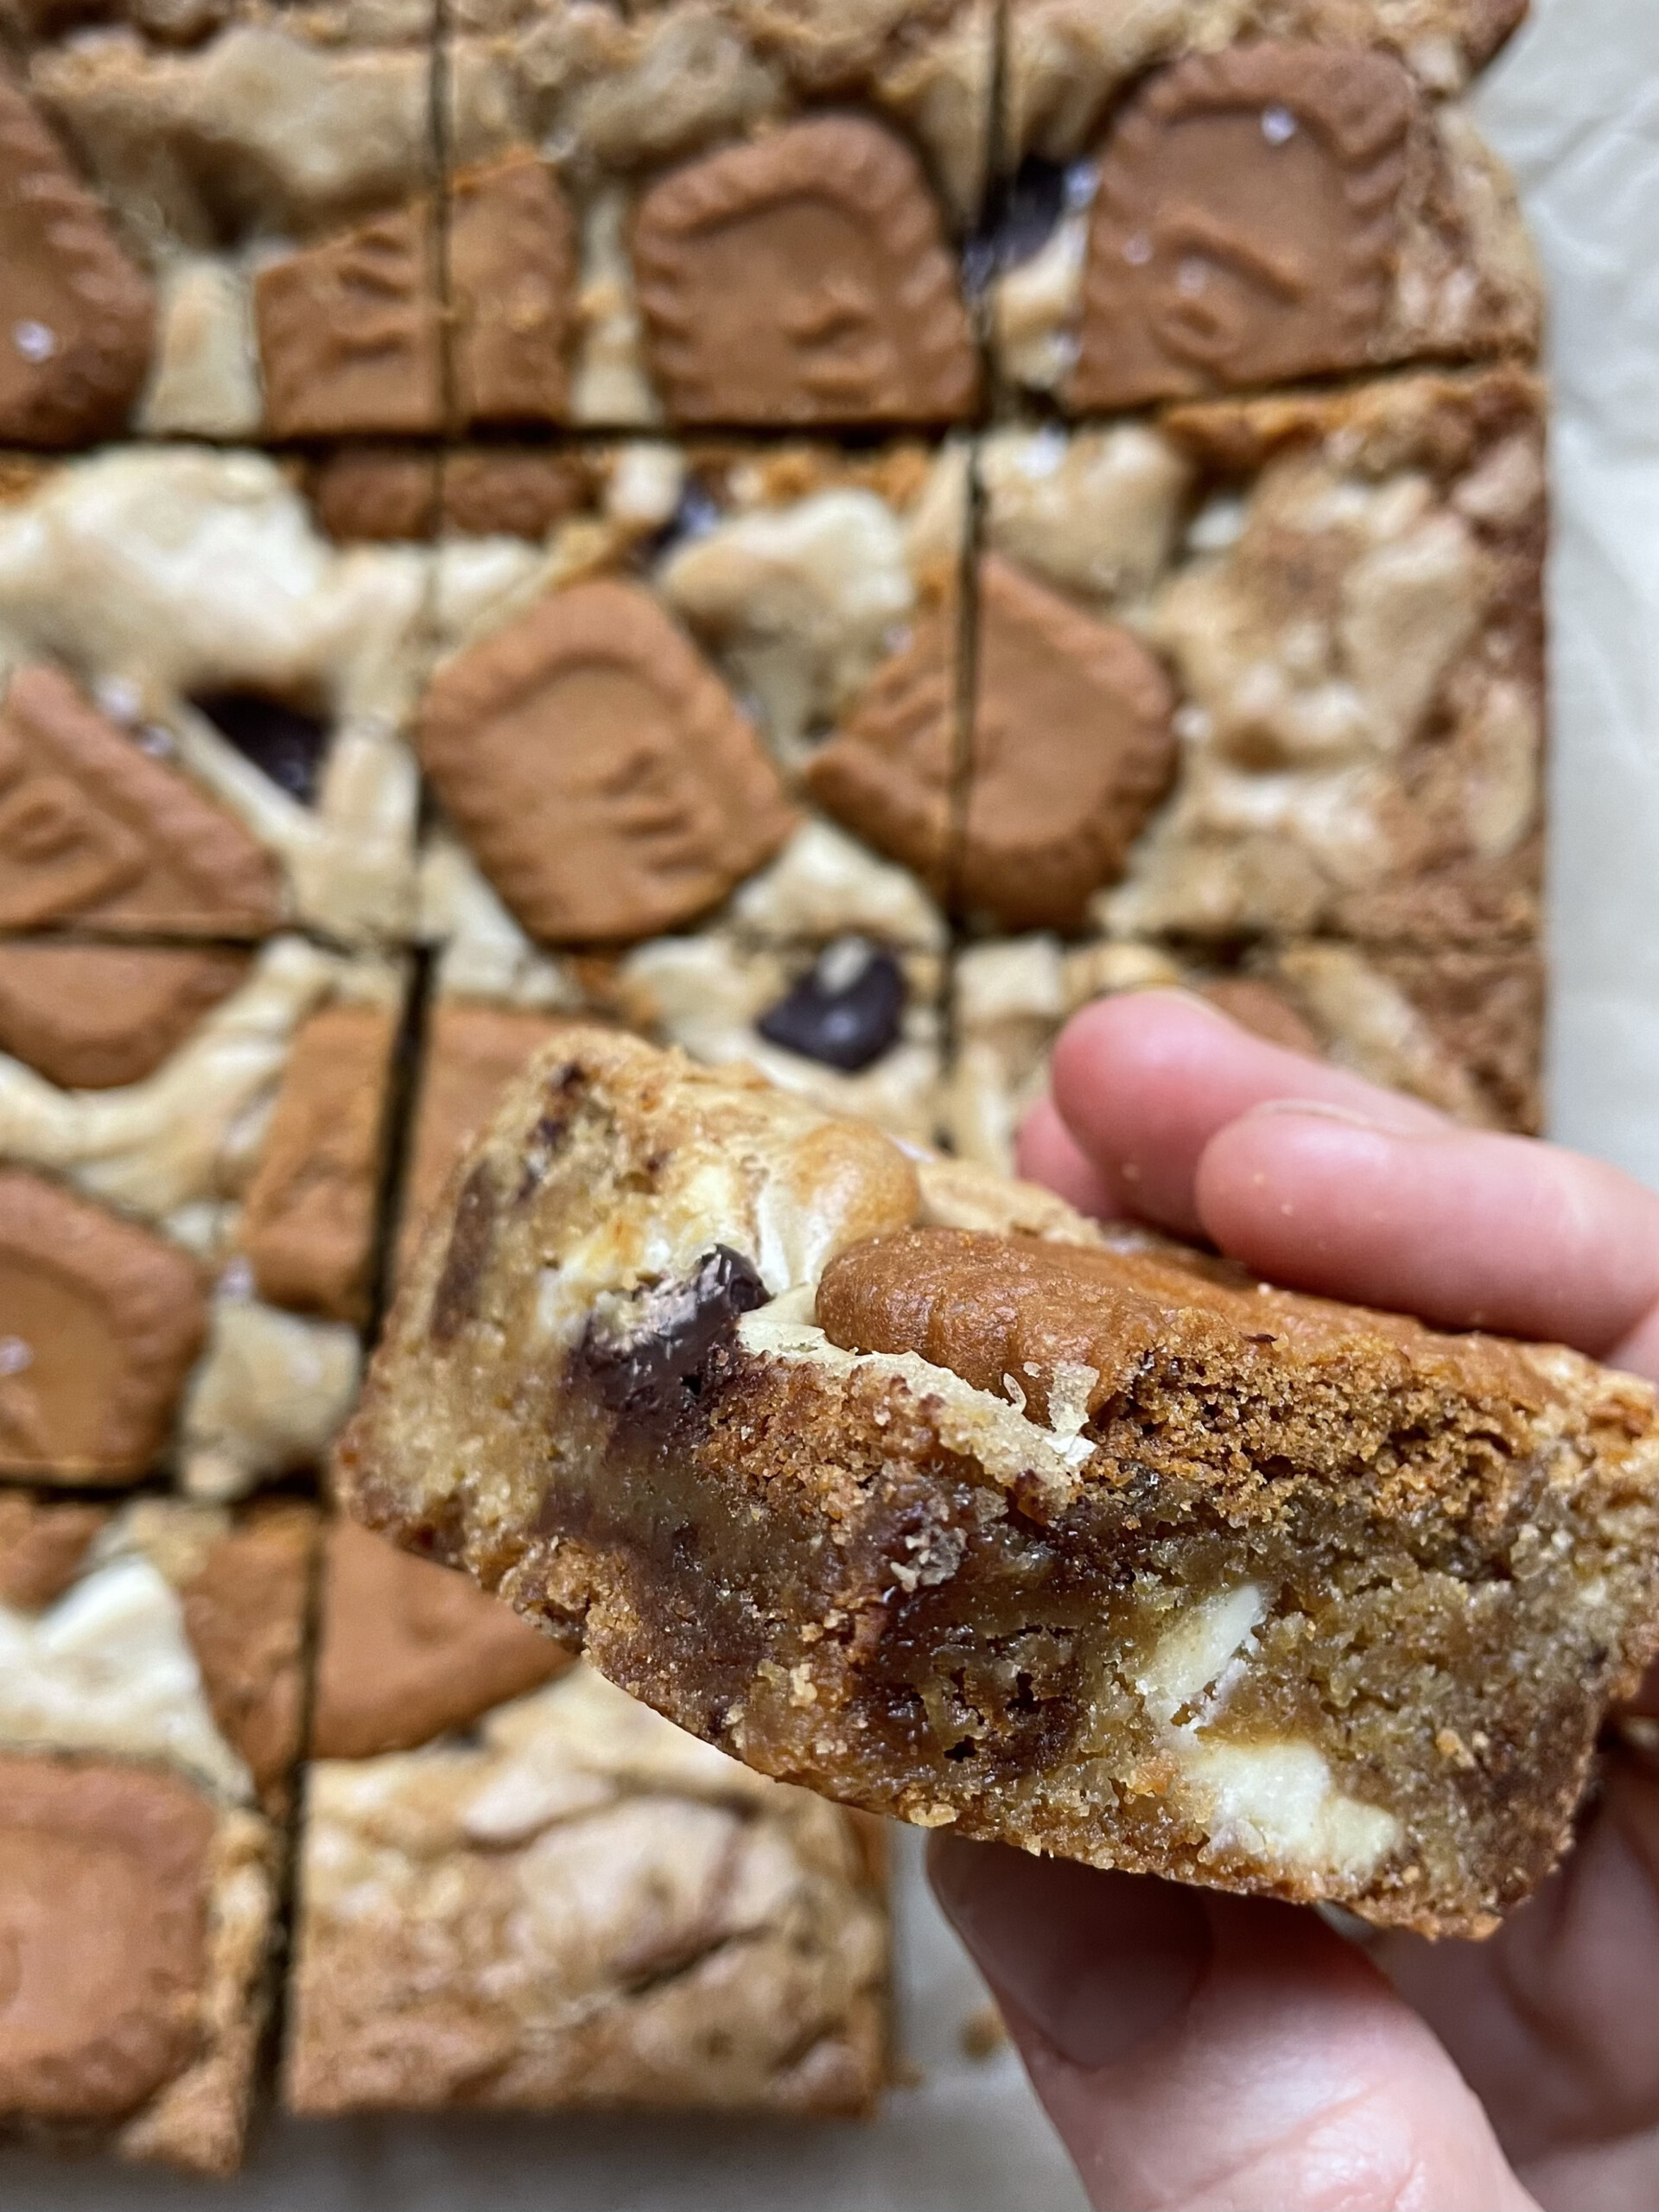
930 1839 1537 2212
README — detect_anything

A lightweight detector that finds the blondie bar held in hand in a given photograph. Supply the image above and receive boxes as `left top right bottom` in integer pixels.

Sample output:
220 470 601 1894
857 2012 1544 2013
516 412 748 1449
337 1029 1659 1941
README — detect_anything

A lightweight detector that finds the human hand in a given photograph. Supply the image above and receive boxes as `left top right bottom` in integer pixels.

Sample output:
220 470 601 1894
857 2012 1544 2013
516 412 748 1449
930 990 1659 2212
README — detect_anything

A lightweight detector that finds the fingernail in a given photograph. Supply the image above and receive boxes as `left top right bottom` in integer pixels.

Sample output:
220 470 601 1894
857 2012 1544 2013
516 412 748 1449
1242 1096 1439 1135
930 1838 1210 2070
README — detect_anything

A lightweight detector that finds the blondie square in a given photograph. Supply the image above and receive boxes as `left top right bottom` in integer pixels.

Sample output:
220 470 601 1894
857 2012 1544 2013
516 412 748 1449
339 1028 1659 1939
284 1519 888 2115
942 370 1546 942
0 1491 315 2172
0 446 433 944
5 0 441 443
989 0 1538 411
443 0 990 429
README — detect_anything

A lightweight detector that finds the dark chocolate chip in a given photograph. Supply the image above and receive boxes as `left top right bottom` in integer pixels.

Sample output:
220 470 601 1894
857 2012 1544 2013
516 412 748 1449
192 691 331 806
429 1161 498 1348
575 1245 768 1422
756 938 906 1073
965 157 1092 290
641 477 725 565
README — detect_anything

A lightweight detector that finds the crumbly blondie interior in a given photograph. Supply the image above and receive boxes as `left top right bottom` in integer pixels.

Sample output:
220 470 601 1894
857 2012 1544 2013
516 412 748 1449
339 1027 1659 1938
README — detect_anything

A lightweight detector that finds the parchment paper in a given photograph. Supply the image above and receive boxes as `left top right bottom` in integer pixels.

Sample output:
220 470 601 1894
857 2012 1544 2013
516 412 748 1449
4 2 1655 2203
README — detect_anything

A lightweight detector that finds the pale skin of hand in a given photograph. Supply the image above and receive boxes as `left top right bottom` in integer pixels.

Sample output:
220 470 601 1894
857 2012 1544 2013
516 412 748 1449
929 991 1659 2212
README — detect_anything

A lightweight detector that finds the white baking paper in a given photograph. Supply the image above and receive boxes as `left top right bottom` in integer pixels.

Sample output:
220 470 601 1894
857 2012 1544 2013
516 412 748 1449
3 2 1654 2204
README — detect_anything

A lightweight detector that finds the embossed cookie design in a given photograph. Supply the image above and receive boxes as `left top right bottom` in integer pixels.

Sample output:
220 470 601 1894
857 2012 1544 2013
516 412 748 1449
800 605 958 897
255 202 443 438
1072 45 1414 410
0 943 249 1091
0 74 153 446
418 579 798 944
449 155 576 426
310 1521 571 1761
632 117 977 424
0 1169 207 1482
234 1002 398 1325
0 1757 215 2120
805 559 1176 929
0 665 284 937
963 556 1177 929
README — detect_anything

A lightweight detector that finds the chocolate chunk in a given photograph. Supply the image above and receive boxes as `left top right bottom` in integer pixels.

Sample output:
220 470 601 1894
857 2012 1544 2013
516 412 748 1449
417 578 797 945
448 154 575 426
960 556 1176 929
234 1001 398 1325
309 1521 572 1760
0 1167 207 1481
429 1160 499 1351
0 942 248 1090
757 938 906 1072
255 200 442 438
975 156 1070 277
576 1246 767 1422
632 116 977 425
0 75 154 446
1072 44 1414 410
0 664 284 937
192 690 331 806
0 1756 213 2120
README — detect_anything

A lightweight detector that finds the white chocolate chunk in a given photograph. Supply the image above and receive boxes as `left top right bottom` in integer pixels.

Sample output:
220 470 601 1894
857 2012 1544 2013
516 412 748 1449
0 1554 251 1802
